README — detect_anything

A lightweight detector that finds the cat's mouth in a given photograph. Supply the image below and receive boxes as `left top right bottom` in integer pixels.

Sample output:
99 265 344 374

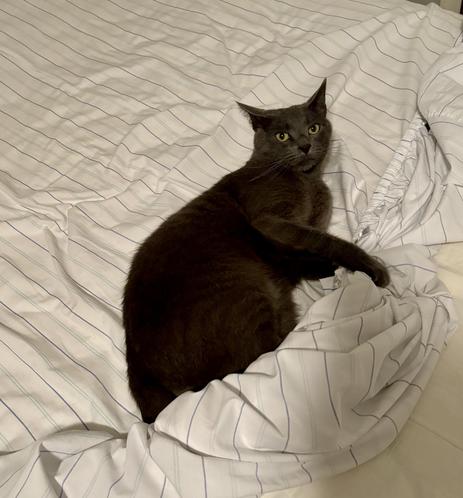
300 158 319 172
299 149 326 172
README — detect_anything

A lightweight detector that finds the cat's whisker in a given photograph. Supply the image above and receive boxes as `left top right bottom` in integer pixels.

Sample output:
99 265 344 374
249 154 296 182
249 163 283 182
267 169 285 183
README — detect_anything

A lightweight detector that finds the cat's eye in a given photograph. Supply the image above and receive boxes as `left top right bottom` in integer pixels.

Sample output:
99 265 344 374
308 123 321 135
275 132 290 142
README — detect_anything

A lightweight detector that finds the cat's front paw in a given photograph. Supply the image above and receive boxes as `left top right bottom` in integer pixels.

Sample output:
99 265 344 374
364 257 390 287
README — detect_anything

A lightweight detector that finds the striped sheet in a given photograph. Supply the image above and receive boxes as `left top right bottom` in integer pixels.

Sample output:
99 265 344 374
0 0 462 497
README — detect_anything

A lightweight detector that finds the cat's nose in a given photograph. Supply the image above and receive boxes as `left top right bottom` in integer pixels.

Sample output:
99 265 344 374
299 144 311 155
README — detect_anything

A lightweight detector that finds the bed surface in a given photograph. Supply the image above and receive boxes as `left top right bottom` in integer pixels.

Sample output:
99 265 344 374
0 1 462 497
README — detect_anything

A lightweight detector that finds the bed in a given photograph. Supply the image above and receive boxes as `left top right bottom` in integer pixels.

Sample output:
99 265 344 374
0 0 462 497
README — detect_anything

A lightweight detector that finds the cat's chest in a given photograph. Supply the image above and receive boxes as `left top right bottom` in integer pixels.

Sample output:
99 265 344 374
299 179 332 229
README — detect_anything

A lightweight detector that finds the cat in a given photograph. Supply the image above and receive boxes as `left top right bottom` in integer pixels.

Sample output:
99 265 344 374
123 79 389 423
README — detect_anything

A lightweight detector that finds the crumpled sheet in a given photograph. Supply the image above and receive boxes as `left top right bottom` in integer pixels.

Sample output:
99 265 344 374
0 1 463 497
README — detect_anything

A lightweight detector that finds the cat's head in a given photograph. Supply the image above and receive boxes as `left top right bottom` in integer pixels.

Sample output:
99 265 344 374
238 79 331 173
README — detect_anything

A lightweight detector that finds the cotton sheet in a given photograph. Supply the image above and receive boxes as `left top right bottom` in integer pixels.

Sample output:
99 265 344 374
275 240 463 498
0 1 462 497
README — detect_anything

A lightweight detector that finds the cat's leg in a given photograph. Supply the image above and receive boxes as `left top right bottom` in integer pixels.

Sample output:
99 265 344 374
277 294 298 341
301 256 338 280
280 252 339 280
252 215 389 287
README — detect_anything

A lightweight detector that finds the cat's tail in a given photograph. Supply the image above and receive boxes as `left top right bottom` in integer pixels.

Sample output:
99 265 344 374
137 382 176 424
126 361 176 424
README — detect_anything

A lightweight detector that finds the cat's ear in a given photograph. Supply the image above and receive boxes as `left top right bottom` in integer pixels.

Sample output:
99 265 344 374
306 79 327 114
237 102 272 131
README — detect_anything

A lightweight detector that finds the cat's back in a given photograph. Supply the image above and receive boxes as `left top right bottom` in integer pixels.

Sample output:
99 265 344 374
129 178 253 272
123 177 266 323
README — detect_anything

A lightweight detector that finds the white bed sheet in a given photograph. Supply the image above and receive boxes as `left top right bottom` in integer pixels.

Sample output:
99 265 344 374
266 242 463 498
0 1 462 497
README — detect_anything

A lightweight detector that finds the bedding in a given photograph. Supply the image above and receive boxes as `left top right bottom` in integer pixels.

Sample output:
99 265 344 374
0 1 462 497
268 239 463 497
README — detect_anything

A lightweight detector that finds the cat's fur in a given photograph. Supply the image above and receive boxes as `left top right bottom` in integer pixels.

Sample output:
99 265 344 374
123 80 389 423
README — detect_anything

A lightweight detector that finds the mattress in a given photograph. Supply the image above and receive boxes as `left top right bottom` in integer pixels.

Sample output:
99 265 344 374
0 1 462 497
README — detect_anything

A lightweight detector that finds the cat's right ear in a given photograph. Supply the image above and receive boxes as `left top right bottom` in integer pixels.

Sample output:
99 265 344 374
237 102 271 131
306 79 327 114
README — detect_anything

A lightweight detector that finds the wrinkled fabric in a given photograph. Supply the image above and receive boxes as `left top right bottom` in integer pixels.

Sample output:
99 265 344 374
0 1 462 497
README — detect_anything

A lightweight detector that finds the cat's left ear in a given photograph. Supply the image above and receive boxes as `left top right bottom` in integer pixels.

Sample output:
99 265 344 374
237 102 272 131
306 79 327 114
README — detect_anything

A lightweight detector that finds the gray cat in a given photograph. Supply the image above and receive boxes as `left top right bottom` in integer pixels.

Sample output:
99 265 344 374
123 80 390 423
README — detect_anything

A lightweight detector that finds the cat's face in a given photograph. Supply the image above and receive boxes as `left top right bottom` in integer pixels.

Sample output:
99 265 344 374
238 80 331 173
